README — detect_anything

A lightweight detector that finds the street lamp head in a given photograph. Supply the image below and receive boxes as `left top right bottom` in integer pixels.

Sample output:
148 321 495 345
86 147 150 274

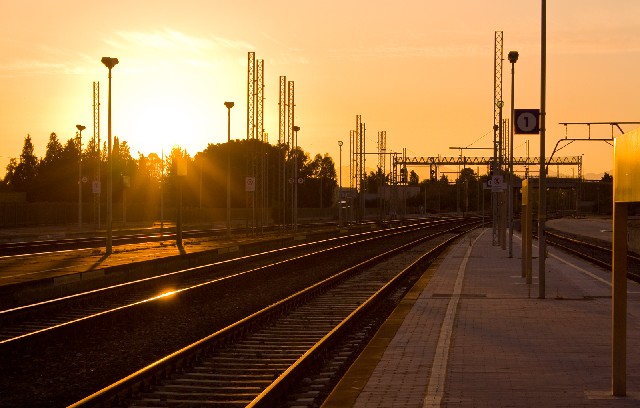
101 57 119 69
224 101 234 109
76 124 86 132
508 51 519 64
338 140 343 147
496 100 504 108
293 126 300 132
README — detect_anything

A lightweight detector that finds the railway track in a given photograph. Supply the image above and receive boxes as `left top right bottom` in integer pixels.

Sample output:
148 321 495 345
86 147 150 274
69 221 478 407
0 218 455 344
545 229 640 282
0 221 349 256
0 217 476 407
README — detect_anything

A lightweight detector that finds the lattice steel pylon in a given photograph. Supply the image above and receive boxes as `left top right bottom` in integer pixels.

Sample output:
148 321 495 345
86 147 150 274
353 115 365 222
256 59 264 141
349 129 355 190
494 31 503 166
278 76 287 229
246 52 265 140
493 31 504 246
287 81 295 149
247 52 255 140
279 76 287 145
378 131 386 173
354 115 362 193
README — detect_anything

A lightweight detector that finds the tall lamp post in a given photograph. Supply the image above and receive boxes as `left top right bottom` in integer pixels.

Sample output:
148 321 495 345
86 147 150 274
76 124 86 229
338 140 343 227
224 101 234 236
101 57 118 255
507 50 519 258
539 0 547 299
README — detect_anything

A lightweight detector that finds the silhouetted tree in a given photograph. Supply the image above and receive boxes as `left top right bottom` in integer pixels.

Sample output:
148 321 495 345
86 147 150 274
307 153 338 208
34 132 65 201
5 135 40 198
365 168 387 194
409 170 419 185
0 131 340 225
2 158 18 191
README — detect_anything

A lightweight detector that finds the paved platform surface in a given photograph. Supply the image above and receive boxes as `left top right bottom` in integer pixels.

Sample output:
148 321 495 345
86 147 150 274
323 228 640 407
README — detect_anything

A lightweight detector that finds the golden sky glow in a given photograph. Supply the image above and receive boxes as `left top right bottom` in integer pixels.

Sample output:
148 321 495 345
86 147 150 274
2 0 640 179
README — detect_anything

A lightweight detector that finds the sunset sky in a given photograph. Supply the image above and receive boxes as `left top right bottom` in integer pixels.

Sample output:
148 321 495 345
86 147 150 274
2 0 639 181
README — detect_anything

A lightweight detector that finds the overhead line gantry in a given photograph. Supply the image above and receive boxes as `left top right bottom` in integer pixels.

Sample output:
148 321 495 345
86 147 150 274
394 155 583 178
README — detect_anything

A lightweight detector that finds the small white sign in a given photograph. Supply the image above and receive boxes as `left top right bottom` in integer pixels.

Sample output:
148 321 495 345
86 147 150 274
488 175 505 192
245 176 256 192
92 180 101 194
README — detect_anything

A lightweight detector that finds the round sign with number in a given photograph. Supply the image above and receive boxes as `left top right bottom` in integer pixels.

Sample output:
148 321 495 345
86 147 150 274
514 109 540 134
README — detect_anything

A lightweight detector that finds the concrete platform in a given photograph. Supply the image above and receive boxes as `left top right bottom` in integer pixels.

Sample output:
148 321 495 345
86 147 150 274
324 227 640 407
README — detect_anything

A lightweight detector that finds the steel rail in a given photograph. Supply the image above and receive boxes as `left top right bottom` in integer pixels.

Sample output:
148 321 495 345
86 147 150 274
69 221 478 407
545 230 640 281
0 218 463 344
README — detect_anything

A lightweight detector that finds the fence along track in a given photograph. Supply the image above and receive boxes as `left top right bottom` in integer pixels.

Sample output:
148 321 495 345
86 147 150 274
70 222 477 407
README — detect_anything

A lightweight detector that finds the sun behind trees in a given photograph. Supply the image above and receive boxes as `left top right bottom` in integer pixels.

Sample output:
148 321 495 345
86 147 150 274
0 134 339 226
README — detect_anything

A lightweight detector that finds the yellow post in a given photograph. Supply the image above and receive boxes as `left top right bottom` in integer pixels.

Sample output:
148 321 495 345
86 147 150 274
526 201 532 284
610 128 640 396
612 201 627 396
521 181 528 277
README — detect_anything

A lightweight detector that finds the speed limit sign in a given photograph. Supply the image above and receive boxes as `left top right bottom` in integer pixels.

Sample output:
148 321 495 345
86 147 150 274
514 109 540 134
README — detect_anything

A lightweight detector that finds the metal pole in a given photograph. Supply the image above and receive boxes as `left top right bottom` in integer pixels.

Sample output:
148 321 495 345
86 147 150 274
225 102 234 236
93 82 101 230
291 126 300 231
293 127 299 231
539 0 547 299
160 149 164 231
106 67 113 254
76 127 84 230
177 174 183 247
282 144 286 231
498 104 506 250
508 54 517 257
482 181 485 227
492 123 498 245
338 140 343 227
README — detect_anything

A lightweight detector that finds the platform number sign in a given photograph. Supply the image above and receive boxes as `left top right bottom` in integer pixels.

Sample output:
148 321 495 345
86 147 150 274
514 109 540 134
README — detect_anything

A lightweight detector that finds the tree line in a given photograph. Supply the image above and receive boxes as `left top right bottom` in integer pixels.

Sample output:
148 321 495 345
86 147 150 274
1 132 618 223
0 133 338 219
